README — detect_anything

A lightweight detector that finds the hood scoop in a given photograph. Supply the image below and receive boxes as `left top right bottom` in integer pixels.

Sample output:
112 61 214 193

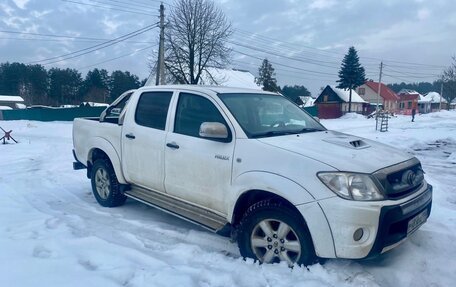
323 136 370 150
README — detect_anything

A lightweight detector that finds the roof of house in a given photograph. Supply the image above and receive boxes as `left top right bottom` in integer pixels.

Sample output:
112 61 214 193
398 89 420 95
425 92 448 104
144 68 261 90
364 81 399 101
0 105 13 110
0 95 24 102
329 85 366 103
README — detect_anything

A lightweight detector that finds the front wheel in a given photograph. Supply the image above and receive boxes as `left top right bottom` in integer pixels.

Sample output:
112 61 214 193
90 159 126 207
237 200 316 267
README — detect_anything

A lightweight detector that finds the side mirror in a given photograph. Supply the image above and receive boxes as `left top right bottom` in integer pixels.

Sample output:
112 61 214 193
199 122 228 139
313 116 320 122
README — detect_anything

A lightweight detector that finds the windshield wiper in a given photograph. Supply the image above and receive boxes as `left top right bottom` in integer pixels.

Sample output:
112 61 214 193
251 128 324 138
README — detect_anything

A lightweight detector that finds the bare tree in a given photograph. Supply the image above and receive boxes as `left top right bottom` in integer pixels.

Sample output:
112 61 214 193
442 56 456 107
164 0 232 84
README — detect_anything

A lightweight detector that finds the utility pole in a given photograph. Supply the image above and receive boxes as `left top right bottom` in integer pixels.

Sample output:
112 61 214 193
155 3 165 85
375 61 383 130
440 81 443 111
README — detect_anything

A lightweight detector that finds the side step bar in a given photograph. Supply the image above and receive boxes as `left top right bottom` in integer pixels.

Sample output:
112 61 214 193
125 186 228 232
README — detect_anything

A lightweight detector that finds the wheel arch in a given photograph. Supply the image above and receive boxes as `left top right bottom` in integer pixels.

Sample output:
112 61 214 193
231 190 301 226
229 171 336 258
85 138 127 184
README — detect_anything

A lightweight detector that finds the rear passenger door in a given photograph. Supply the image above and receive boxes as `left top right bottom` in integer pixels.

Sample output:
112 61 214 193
122 91 174 192
164 92 235 214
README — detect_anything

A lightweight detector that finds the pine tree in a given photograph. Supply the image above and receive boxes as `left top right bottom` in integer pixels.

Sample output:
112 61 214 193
337 46 366 112
256 59 279 92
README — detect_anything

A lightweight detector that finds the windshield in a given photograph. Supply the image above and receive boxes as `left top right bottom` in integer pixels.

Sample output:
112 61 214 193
219 93 325 138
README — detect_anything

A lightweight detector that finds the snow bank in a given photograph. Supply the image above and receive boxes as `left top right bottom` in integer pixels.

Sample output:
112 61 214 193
339 112 366 120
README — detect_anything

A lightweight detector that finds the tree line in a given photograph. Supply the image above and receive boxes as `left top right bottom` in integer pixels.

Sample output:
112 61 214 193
0 62 146 106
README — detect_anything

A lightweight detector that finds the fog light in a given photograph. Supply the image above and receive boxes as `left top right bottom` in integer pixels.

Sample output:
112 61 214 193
353 228 364 241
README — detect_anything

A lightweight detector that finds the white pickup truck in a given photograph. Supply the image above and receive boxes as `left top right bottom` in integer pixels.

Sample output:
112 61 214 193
73 85 432 266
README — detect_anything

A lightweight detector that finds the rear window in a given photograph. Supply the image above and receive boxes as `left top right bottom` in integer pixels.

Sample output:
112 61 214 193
135 92 173 130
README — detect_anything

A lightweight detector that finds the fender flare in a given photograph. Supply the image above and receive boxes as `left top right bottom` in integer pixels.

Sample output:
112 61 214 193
228 171 315 221
86 137 127 184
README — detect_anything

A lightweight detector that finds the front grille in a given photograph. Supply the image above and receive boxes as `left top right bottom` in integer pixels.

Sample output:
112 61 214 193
373 158 424 199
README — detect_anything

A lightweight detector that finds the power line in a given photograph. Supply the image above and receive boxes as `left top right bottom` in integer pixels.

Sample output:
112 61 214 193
0 37 154 44
230 59 336 81
234 28 448 69
229 40 341 68
88 0 155 13
232 49 336 76
0 29 155 44
0 29 109 41
102 0 156 10
383 65 441 77
61 0 159 16
383 73 416 83
28 24 158 65
77 44 156 70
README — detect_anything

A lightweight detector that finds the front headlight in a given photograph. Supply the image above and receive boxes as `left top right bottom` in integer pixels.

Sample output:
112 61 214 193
317 172 384 201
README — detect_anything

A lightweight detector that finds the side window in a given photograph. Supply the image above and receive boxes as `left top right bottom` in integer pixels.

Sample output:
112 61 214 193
174 93 227 138
135 92 173 130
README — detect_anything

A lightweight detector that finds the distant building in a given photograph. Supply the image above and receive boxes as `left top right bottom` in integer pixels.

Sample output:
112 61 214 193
424 92 448 111
0 95 25 110
357 81 399 113
315 85 367 119
145 68 260 90
397 90 420 115
418 94 432 114
299 96 316 107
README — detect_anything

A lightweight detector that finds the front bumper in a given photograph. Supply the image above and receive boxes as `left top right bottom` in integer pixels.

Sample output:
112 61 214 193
318 182 432 259
366 184 432 258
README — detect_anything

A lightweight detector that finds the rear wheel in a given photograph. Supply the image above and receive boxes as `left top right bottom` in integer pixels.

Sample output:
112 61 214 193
237 200 316 267
91 159 126 207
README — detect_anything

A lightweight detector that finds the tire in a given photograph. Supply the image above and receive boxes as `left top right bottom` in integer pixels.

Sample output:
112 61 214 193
90 159 127 207
237 199 316 267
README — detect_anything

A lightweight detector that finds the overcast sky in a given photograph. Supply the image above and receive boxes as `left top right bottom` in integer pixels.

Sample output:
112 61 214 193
1 0 455 95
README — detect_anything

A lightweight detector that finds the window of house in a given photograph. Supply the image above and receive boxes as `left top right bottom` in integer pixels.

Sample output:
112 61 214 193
408 101 412 109
358 88 365 95
174 93 228 139
135 92 173 130
323 95 329 102
399 102 404 109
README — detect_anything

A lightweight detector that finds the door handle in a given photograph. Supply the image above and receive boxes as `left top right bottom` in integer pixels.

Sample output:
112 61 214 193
166 142 179 149
125 133 135 139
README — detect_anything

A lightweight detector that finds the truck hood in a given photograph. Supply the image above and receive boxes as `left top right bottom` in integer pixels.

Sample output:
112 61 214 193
257 130 414 173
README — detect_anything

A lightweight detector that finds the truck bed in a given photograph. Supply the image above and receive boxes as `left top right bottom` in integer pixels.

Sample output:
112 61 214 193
73 117 123 167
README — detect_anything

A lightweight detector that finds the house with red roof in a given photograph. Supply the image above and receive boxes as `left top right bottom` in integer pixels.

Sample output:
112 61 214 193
356 80 399 113
397 89 420 115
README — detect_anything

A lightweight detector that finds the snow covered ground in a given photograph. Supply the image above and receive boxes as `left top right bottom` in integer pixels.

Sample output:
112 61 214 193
1 111 455 287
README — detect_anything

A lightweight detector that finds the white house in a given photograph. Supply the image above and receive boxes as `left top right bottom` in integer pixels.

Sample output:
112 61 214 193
145 68 260 90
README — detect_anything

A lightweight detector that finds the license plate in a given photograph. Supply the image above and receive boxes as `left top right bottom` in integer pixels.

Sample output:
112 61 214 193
407 209 428 234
